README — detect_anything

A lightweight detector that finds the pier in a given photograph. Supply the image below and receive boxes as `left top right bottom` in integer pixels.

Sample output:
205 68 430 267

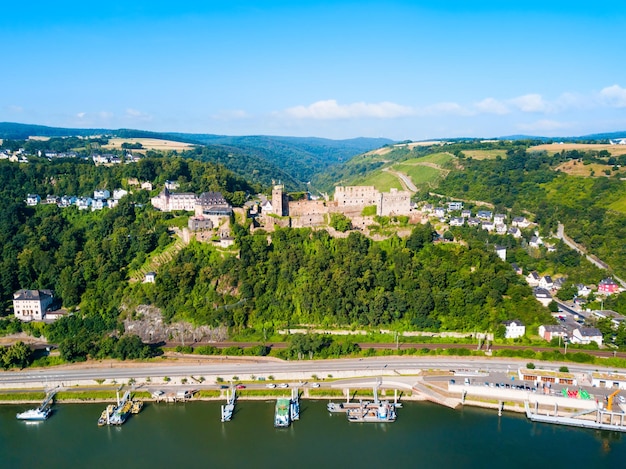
221 387 236 422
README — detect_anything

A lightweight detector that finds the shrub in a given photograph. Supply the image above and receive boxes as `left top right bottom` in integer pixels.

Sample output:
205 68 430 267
526 362 535 369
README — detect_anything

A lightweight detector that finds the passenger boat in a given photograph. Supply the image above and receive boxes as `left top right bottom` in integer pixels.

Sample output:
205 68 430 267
16 407 51 421
274 398 291 428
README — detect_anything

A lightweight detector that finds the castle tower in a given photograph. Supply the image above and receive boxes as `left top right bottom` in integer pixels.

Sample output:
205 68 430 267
272 184 288 216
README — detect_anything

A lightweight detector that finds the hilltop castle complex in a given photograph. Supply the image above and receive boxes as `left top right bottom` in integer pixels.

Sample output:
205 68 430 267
260 185 414 229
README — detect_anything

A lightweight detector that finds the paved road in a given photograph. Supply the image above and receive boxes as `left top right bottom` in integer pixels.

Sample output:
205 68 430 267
0 357 616 387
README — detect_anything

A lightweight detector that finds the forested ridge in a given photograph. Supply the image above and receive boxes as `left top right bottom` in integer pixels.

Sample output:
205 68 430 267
130 225 550 335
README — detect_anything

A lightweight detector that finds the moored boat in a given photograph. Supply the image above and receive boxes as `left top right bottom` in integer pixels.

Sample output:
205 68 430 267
274 398 291 428
16 407 51 421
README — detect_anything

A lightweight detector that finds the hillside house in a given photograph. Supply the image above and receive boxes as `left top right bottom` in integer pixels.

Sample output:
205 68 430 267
511 263 523 275
113 189 128 200
447 201 463 211
533 287 552 307
94 189 110 200
46 195 60 205
144 272 157 284
76 197 93 210
26 194 40 206
526 271 540 286
571 327 603 346
506 226 520 238
538 324 568 341
598 278 620 295
481 221 495 232
529 235 543 248
495 223 508 235
577 284 592 297
477 210 493 220
13 289 54 322
449 217 465 227
434 207 446 218
503 320 525 339
495 245 506 261
467 217 480 227
494 214 506 224
512 216 531 228
461 209 472 218
539 275 554 290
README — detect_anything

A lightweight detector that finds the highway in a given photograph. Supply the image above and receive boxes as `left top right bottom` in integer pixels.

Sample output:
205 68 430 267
0 356 615 387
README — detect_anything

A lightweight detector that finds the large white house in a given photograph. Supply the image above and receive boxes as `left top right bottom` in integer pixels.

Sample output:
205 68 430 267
13 289 54 321
571 327 603 346
503 319 526 339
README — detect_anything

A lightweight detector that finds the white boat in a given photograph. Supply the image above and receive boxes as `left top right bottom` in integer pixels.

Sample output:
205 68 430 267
16 407 51 421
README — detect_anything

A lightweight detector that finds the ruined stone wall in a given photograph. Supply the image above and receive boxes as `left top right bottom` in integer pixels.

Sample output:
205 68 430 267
379 188 412 216
334 186 380 207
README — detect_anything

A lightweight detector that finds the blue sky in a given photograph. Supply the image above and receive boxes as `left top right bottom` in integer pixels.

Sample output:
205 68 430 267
1 1 625 140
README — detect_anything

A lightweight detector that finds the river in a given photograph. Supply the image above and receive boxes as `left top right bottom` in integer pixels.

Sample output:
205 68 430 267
1 400 625 468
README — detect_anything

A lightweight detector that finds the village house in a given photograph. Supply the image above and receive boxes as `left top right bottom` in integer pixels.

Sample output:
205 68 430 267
538 275 554 290
538 324 568 342
434 207 446 218
577 284 593 297
495 223 508 235
533 287 553 307
512 216 531 228
591 310 626 329
447 201 463 211
449 217 465 227
461 209 472 218
529 235 543 248
481 221 495 232
476 210 493 220
94 189 110 200
76 197 93 210
26 194 41 206
511 263 523 275
91 199 107 211
503 319 525 339
571 327 603 346
526 271 540 286
495 245 506 261
467 217 480 227
598 278 620 295
508 226 522 238
493 213 506 224
151 187 197 212
46 195 60 205
144 272 157 284
13 289 54 322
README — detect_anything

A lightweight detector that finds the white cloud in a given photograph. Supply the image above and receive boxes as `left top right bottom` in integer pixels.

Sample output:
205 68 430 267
8 105 23 113
509 94 549 113
283 99 414 120
77 112 86 119
600 84 626 108
473 98 510 115
517 119 571 132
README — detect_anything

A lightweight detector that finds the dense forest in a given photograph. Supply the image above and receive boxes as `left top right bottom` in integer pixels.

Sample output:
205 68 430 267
128 225 551 336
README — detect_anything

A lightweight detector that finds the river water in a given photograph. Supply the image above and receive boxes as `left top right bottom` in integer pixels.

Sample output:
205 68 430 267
1 400 625 468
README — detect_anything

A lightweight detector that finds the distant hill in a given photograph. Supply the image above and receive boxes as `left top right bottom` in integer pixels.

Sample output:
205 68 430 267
0 122 393 191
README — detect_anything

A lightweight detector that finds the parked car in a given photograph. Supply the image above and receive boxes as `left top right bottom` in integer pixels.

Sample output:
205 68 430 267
265 383 276 388
310 382 320 388
236 384 246 389
278 383 289 388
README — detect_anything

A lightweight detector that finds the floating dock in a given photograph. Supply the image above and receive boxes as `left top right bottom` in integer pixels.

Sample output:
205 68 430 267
328 384 400 422
98 390 143 426
221 387 236 422
525 401 626 433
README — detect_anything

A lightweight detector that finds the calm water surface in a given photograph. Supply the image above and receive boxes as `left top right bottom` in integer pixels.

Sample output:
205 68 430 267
1 400 625 468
